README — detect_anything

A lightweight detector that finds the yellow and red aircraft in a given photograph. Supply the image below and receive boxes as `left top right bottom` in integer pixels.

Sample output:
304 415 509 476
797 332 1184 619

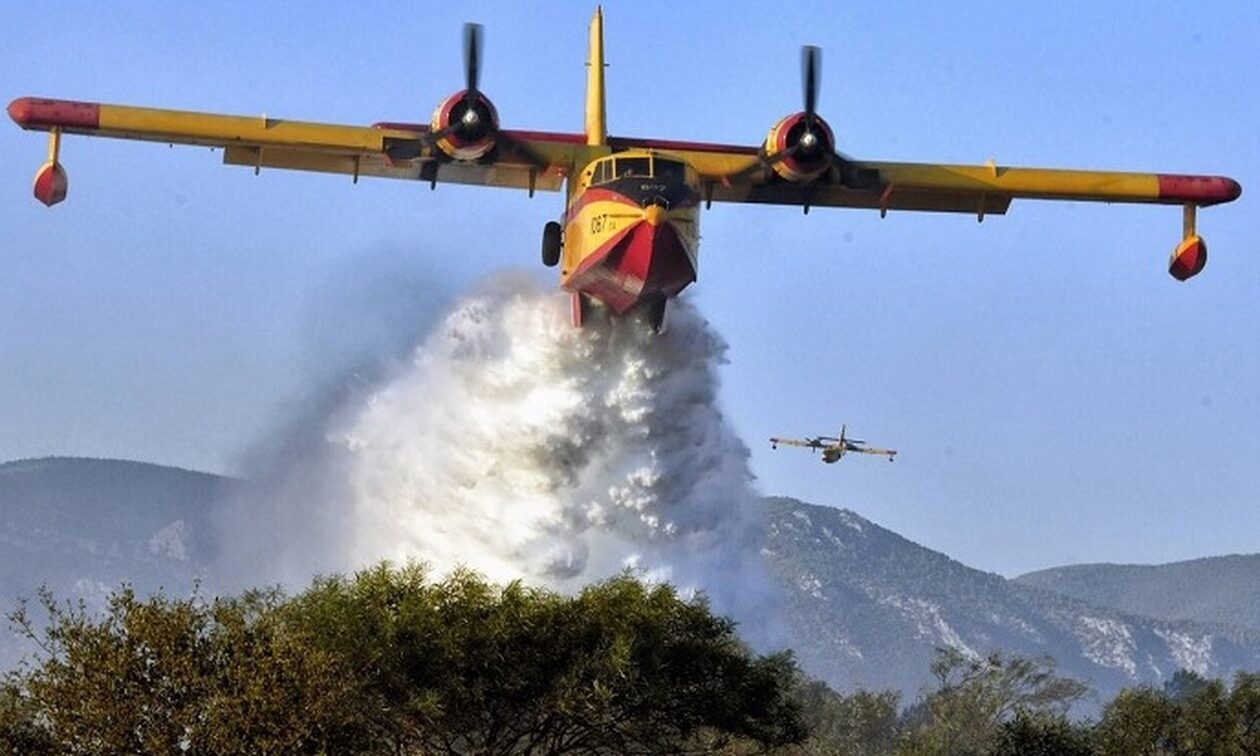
770 425 897 464
8 9 1241 331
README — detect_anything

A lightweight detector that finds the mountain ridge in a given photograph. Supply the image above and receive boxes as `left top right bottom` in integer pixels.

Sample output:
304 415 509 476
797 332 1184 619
1016 554 1260 633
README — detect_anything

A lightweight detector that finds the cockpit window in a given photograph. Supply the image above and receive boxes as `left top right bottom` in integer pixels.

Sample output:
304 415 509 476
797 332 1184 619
590 155 687 185
592 160 611 184
655 159 685 182
616 157 651 178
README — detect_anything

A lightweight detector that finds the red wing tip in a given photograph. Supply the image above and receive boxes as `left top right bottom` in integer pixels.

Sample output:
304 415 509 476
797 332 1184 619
7 97 34 126
7 97 100 130
1158 174 1242 205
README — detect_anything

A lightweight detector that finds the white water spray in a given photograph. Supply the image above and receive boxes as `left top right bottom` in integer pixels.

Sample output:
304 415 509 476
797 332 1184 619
219 274 783 640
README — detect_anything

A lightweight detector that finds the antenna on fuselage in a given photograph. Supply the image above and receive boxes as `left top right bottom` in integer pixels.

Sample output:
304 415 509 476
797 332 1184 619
585 6 607 146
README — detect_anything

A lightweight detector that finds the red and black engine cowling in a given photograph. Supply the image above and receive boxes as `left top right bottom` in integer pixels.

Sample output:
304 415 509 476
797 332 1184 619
763 111 836 182
429 90 499 161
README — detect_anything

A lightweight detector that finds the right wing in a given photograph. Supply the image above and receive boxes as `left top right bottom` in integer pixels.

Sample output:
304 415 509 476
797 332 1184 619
8 97 587 198
769 437 821 450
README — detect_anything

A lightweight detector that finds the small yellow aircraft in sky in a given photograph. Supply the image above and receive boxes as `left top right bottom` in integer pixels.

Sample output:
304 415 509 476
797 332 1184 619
770 426 897 464
9 8 1241 331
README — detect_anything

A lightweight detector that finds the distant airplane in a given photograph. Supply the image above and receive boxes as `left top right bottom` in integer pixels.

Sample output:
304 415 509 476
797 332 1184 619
770 425 897 464
8 8 1241 332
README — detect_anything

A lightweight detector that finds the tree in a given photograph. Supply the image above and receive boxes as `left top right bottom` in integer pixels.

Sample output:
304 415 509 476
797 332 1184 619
1163 669 1212 703
1096 686 1179 756
6 586 379 754
990 709 1094 756
1230 671 1260 755
0 678 55 756
785 681 899 756
2 565 806 754
895 647 1089 756
284 565 806 753
1171 678 1231 756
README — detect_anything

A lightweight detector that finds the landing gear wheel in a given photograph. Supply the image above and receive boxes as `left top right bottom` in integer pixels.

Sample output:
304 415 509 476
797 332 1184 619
542 221 562 267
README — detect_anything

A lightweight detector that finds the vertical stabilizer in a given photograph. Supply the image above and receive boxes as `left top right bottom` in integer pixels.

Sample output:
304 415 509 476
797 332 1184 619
585 7 607 146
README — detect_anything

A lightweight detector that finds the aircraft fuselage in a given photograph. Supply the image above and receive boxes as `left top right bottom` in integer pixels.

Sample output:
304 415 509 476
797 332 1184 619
560 150 700 316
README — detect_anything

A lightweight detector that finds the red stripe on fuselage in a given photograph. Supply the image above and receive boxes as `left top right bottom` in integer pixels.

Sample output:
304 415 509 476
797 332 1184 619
567 186 638 218
566 219 695 314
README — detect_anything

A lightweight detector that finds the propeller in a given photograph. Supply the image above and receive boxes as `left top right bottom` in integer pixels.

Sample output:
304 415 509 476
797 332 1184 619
415 20 550 174
801 45 820 150
463 23 482 113
757 44 829 170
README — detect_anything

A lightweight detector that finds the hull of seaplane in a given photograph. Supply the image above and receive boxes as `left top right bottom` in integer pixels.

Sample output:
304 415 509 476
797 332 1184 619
561 180 700 320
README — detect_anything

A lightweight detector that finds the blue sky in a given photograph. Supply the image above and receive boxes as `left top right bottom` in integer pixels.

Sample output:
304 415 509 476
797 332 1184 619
3 1 1257 576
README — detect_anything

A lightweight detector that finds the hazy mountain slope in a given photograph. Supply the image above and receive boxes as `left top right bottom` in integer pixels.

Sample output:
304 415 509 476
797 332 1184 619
1016 556 1260 632
762 497 1260 702
0 457 227 666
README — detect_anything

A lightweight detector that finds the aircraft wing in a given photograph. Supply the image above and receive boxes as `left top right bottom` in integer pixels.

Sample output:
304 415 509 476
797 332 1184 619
848 444 897 458
609 136 1240 216
8 98 585 196
769 437 820 449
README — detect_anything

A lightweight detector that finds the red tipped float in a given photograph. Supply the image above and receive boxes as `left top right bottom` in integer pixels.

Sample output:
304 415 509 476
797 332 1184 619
1158 175 1242 206
1169 235 1207 281
32 160 68 207
8 97 100 131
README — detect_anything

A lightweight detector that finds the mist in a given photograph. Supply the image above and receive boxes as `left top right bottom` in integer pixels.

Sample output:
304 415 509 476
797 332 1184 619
214 271 787 646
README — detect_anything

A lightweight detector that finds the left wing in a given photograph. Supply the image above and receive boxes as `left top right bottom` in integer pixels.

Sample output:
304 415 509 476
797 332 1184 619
846 443 898 460
612 135 1239 215
611 133 1237 281
8 97 586 202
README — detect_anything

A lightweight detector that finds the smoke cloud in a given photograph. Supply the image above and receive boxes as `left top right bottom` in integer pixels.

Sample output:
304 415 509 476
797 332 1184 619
215 273 784 645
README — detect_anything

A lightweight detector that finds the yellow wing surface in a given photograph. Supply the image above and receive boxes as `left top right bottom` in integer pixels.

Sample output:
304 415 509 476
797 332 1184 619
606 136 1240 216
8 97 585 195
10 97 1239 212
12 98 1239 211
769 438 821 449
848 444 897 458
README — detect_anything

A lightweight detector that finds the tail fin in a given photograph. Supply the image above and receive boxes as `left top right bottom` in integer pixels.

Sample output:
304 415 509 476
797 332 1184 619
584 6 607 146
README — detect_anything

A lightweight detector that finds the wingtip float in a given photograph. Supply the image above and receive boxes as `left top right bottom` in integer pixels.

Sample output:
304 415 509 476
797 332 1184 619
7 10 1244 310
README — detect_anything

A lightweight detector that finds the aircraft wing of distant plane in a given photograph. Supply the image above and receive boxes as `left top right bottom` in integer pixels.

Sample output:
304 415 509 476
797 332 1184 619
769 437 824 450
844 441 897 459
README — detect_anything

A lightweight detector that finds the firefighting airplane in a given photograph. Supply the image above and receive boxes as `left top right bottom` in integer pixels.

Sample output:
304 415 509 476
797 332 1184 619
770 426 897 464
8 9 1241 331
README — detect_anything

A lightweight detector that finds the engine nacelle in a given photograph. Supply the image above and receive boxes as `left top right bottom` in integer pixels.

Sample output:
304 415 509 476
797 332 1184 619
430 90 499 161
764 112 835 182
